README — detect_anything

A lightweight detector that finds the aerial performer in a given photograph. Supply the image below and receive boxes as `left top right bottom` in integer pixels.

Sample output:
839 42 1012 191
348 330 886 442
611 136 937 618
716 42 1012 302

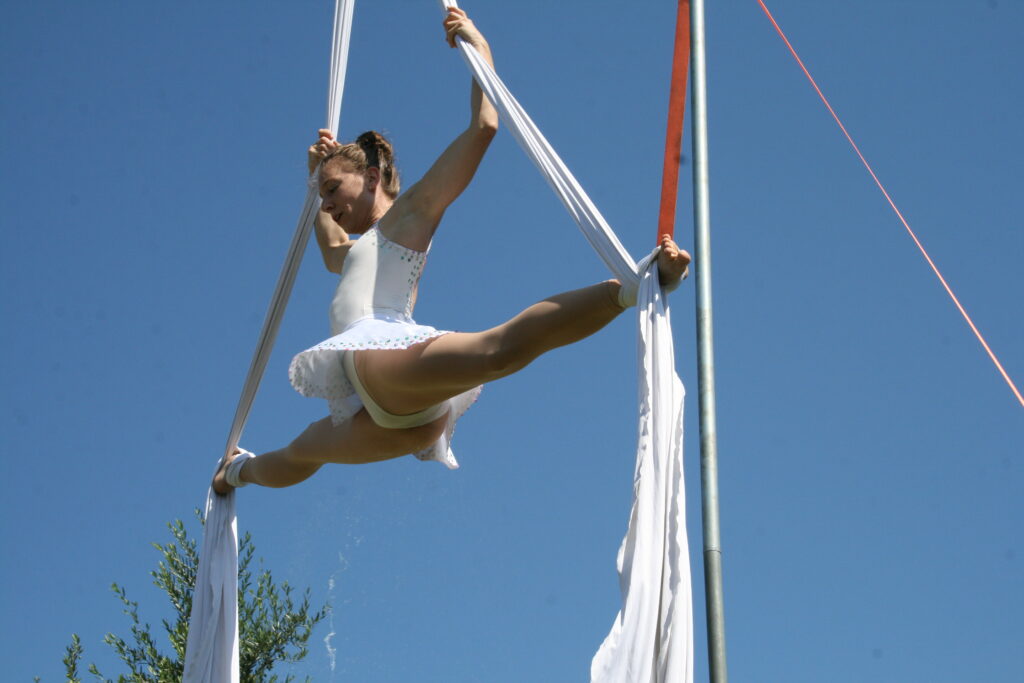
212 7 691 494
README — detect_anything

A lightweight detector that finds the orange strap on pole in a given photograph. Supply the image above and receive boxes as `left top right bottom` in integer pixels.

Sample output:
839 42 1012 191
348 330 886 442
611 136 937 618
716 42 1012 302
656 0 692 244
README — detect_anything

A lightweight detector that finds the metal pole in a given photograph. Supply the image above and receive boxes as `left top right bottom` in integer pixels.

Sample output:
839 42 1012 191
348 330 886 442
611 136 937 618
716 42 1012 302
689 0 728 680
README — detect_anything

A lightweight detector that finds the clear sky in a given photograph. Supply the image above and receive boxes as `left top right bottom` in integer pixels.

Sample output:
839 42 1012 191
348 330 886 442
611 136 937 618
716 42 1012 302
2 1 1021 681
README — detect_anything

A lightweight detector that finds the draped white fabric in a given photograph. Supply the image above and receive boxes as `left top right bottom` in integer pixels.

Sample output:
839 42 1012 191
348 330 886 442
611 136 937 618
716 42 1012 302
591 271 693 683
183 2 355 681
440 2 693 680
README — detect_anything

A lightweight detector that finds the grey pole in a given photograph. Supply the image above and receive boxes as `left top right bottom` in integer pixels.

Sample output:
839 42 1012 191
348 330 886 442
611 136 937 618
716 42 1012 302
689 0 728 680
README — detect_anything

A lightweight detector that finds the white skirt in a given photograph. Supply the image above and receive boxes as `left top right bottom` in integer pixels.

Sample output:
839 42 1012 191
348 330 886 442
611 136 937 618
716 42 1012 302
288 314 481 469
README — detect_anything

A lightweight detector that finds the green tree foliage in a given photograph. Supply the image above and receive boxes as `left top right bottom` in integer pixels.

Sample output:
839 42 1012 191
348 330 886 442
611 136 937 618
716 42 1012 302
48 511 327 683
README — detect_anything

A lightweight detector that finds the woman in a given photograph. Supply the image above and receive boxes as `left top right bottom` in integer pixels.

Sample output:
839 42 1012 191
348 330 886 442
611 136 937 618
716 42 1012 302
213 8 690 493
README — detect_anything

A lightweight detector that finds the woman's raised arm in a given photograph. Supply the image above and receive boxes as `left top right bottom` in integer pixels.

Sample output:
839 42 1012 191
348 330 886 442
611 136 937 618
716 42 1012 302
309 129 352 274
385 8 498 240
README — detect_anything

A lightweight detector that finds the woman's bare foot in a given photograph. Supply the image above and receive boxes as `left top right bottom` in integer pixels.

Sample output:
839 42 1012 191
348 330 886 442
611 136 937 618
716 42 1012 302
212 448 250 495
657 234 690 288
612 236 691 308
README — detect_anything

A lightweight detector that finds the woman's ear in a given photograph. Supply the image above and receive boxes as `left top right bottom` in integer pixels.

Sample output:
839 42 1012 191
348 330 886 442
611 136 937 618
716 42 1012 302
364 166 381 192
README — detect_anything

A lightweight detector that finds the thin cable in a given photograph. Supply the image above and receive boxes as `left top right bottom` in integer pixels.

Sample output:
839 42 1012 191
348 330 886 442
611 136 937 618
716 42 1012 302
755 0 1022 409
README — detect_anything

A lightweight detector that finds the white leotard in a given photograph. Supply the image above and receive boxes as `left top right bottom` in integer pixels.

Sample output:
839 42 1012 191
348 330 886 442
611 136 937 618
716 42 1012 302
329 224 427 335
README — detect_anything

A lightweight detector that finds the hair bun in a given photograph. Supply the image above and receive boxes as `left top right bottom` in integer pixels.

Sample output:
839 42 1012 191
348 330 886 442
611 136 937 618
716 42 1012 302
355 130 379 148
356 130 395 170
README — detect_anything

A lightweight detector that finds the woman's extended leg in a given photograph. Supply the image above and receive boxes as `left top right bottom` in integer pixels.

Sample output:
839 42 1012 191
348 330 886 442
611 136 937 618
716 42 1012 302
212 409 449 492
357 280 625 416
358 240 690 416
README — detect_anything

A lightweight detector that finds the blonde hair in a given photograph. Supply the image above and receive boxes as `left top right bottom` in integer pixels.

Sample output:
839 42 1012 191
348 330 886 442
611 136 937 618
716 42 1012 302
320 130 400 199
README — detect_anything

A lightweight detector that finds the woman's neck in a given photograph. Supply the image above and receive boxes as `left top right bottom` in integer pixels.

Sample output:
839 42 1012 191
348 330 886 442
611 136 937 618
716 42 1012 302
359 197 393 233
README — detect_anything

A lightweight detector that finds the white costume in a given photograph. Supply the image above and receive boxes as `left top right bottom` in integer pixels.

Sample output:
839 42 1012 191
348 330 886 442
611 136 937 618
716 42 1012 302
288 223 480 469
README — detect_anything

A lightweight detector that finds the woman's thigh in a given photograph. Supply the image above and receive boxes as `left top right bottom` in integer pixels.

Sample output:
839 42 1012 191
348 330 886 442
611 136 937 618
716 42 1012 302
355 330 503 415
295 409 448 465
355 281 622 415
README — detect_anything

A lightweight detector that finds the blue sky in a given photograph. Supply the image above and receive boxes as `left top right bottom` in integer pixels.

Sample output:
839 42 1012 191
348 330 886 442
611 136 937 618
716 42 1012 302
2 1 1021 681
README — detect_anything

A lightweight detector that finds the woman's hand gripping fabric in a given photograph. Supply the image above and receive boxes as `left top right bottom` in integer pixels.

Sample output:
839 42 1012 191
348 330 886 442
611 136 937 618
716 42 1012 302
308 128 342 176
443 6 487 50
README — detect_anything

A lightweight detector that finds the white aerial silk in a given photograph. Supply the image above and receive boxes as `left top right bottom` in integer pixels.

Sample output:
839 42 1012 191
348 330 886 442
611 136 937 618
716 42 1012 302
439 2 693 681
592 271 692 683
183 2 355 681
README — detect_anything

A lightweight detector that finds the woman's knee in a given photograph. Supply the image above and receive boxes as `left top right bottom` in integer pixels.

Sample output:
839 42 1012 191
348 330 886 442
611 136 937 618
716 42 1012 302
479 328 533 379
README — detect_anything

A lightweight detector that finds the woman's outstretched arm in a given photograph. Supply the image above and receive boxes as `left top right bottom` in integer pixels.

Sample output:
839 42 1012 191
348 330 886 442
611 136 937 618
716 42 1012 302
383 8 498 244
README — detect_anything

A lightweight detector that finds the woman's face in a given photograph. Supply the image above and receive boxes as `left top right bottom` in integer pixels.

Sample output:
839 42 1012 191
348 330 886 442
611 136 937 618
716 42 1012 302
319 160 374 233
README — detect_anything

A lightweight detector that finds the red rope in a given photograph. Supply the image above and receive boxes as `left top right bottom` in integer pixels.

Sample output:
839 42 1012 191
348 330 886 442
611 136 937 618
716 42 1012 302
657 0 692 244
755 0 1023 409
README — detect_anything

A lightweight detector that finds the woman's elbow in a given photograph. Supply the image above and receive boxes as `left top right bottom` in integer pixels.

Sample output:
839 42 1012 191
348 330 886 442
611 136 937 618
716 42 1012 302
475 119 498 139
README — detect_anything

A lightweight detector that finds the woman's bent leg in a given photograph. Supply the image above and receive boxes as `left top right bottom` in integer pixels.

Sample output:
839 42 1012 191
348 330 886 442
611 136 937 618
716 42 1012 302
237 410 449 488
357 280 625 415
